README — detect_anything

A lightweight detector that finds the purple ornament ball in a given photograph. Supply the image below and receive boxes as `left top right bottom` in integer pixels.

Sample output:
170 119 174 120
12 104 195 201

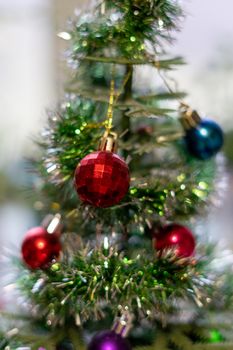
88 330 132 350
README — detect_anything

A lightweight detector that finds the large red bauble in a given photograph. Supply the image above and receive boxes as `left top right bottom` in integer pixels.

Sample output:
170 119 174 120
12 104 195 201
21 226 61 269
154 223 195 258
74 151 130 208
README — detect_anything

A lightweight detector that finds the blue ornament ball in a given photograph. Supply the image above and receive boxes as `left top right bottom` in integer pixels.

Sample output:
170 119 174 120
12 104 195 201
184 119 224 160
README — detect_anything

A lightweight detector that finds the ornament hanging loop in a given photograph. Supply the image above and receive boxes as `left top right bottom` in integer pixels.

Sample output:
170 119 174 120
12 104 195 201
42 213 62 235
99 130 118 152
180 103 201 130
100 64 133 152
101 65 118 152
105 78 116 133
102 64 132 137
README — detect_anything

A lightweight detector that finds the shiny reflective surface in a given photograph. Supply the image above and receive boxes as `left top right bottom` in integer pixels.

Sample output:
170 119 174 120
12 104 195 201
75 151 130 208
155 223 196 258
22 226 61 269
88 331 132 350
185 119 224 160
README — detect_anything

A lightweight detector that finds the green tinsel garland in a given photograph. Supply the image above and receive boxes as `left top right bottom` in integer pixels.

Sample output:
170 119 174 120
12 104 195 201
16 242 216 328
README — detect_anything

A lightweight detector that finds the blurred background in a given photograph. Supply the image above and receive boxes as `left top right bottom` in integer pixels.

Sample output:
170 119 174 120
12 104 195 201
0 0 233 249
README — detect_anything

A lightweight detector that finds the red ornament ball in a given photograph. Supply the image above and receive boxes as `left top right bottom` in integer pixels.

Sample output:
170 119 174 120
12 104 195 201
154 223 196 258
21 226 61 269
74 151 130 208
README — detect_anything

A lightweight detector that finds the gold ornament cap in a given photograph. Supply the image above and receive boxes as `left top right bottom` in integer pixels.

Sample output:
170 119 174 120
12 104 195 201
180 103 202 130
42 213 62 235
99 131 118 152
112 309 134 338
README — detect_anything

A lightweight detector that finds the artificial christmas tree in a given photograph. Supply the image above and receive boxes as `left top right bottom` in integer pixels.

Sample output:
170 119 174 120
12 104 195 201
1 1 233 349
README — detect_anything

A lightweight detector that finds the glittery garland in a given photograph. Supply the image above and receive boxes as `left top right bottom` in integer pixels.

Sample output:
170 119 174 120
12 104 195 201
15 243 222 329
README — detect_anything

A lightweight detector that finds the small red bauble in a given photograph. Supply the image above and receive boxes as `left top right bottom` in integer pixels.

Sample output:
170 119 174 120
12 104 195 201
74 151 130 208
154 223 196 258
21 226 61 269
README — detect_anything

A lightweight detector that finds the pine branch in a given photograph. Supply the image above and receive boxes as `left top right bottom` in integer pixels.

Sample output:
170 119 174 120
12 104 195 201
124 105 175 118
64 87 177 117
68 327 85 350
137 92 186 101
0 311 31 321
135 325 233 350
81 55 185 69
194 344 233 350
